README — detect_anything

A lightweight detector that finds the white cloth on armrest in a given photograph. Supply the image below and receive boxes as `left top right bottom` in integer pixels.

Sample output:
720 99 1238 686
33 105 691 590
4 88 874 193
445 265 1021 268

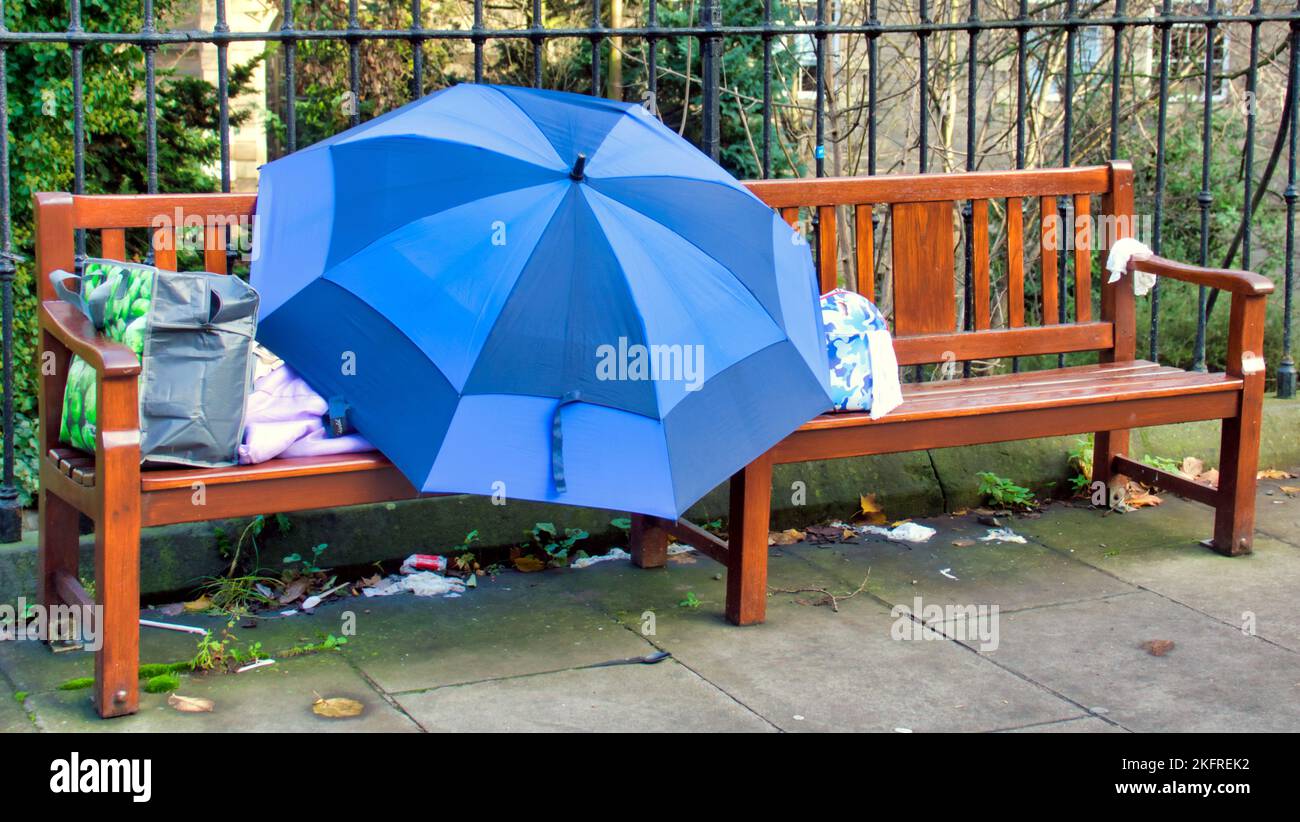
1105 237 1157 296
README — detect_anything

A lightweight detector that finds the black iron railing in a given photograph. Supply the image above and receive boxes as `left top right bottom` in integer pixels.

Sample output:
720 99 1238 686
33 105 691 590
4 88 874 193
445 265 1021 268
1 0 1298 542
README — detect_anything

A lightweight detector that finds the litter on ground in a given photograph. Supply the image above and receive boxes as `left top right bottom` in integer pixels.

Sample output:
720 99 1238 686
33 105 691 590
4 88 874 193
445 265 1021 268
363 571 466 598
979 527 1027 544
570 547 631 569
861 522 937 543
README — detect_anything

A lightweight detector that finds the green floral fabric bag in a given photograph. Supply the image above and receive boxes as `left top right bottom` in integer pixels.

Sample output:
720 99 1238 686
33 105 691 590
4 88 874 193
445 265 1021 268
51 258 260 467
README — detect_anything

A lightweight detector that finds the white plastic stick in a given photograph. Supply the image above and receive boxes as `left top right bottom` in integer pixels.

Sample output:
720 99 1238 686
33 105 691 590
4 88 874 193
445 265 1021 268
139 618 208 636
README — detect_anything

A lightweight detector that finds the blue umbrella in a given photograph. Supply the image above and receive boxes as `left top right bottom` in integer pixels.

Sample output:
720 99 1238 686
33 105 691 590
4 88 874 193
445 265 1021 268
251 83 830 519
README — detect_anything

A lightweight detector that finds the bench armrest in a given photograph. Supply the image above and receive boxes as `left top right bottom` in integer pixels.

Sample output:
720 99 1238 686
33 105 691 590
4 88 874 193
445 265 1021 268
1128 253 1274 297
40 300 141 378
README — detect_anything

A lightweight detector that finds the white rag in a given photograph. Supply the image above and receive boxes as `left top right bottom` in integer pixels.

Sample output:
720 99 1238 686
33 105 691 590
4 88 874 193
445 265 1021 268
1105 237 1157 296
865 329 903 419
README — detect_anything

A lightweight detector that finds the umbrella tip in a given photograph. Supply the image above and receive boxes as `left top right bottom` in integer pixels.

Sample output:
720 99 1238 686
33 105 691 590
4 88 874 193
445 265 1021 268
569 154 587 181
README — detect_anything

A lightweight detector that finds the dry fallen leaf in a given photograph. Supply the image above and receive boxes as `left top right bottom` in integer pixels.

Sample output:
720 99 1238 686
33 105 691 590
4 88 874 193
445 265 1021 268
804 525 847 544
1140 639 1176 657
1196 468 1219 488
667 551 697 565
182 596 211 613
312 696 364 718
1125 487 1163 508
167 693 214 713
1280 485 1300 497
951 539 975 548
856 493 888 525
768 528 804 546
1180 456 1204 479
512 556 545 573
1258 468 1296 480
278 577 310 605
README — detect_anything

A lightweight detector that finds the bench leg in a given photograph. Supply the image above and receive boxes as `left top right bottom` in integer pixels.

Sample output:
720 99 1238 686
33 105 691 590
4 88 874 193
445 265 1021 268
93 489 141 718
726 455 772 626
1212 411 1262 556
629 515 670 569
38 487 81 615
1091 429 1130 508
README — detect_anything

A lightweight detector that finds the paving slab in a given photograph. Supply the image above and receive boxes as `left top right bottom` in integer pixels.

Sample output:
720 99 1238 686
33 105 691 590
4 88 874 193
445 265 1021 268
1255 475 1300 543
781 515 1136 616
0 689 36 732
552 545 835 633
978 591 1300 732
23 652 419 732
637 589 1080 732
1016 499 1216 553
342 573 654 694
1001 716 1127 733
1018 496 1300 653
396 659 775 732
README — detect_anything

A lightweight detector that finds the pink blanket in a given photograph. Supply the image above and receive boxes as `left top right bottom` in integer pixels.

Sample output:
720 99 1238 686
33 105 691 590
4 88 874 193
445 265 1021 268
239 364 374 464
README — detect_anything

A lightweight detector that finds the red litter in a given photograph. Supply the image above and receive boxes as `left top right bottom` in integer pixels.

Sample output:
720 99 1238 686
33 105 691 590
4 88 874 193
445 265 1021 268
401 554 447 574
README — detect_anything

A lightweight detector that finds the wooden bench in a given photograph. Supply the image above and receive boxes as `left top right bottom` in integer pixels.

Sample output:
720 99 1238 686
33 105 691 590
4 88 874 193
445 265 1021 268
33 160 1270 717
629 161 1272 627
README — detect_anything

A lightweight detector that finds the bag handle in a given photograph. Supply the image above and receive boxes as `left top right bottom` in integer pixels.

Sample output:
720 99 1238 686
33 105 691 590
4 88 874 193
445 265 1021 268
51 269 118 330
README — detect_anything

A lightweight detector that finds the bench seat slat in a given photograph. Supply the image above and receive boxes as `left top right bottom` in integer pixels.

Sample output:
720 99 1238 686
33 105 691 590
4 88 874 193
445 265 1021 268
800 363 1241 430
139 452 395 491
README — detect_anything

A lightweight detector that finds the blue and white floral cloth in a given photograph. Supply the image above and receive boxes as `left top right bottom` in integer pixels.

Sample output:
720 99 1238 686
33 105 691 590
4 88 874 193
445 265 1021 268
821 288 903 418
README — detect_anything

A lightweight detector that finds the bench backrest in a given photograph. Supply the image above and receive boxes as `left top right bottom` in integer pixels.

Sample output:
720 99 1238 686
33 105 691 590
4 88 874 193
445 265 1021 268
746 161 1137 367
35 161 1136 369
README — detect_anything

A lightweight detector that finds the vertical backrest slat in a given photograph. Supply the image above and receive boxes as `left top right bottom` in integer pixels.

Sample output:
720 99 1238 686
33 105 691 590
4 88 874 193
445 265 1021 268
780 207 799 228
100 228 126 262
891 200 956 336
1006 197 1025 327
152 226 177 271
817 205 837 293
1039 195 1058 325
1073 193 1092 323
1100 163 1137 361
204 225 228 275
971 199 991 330
854 204 874 302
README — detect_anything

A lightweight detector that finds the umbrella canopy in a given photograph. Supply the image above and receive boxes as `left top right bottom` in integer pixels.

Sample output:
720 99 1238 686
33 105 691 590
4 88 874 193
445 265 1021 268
251 83 830 519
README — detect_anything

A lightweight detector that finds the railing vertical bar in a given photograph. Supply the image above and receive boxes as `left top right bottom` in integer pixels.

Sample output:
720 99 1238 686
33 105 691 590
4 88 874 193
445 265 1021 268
918 0 929 173
590 0 601 95
1243 1 1260 278
283 1 297 152
648 0 659 112
143 0 158 195
531 0 543 88
700 0 720 162
216 0 233 272
1282 1 1300 397
71 0 85 261
347 0 361 127
215 0 231 193
1013 0 1026 373
1151 0 1173 362
473 0 485 84
411 0 424 98
0 0 18 542
962 0 979 375
761 0 772 178
1109 0 1124 159
812 0 826 286
1058 0 1076 367
1193 0 1218 372
868 0 878 176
